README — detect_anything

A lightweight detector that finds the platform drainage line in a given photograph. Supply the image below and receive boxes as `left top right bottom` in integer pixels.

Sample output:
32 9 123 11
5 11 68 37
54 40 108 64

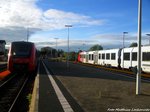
42 62 74 112
36 62 40 112
29 62 40 112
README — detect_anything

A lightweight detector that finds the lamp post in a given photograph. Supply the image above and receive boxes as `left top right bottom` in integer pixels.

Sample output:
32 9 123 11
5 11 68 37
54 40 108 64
65 25 72 68
51 48 52 58
146 34 150 45
54 38 58 58
122 32 128 69
136 0 142 95
83 43 85 51
27 27 29 42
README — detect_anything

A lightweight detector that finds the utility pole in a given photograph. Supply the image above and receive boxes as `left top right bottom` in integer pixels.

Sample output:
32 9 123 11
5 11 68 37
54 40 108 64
54 38 58 58
65 25 72 68
27 27 29 42
136 0 142 95
122 32 128 69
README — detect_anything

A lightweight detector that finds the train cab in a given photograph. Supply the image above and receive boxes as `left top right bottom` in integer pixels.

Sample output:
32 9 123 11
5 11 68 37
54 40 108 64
7 41 37 73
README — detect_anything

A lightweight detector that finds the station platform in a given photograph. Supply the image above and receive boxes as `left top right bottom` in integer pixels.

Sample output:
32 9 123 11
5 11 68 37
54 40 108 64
0 70 10 80
29 61 84 112
29 60 150 112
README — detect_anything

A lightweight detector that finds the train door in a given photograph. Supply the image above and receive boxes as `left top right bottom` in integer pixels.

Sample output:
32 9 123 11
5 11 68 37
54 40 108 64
86 53 88 63
118 48 122 68
94 51 98 64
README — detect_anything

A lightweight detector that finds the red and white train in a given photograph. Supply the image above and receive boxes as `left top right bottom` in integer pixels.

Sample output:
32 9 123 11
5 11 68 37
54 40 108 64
7 41 37 73
78 46 150 73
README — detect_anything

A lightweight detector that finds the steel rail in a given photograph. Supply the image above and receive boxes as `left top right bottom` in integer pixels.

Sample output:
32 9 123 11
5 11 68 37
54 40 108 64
8 74 29 112
0 74 15 88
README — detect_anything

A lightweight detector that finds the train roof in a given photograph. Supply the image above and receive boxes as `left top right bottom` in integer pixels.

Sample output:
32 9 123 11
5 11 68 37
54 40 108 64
11 41 34 44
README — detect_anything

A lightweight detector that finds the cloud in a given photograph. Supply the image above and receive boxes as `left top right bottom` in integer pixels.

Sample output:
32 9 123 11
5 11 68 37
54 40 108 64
43 9 104 28
0 26 41 43
91 33 150 49
0 0 104 30
0 0 42 28
0 0 105 45
31 39 99 51
92 34 130 46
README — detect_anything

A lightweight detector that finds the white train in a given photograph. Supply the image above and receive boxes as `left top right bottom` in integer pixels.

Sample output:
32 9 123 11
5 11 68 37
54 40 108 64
78 46 150 73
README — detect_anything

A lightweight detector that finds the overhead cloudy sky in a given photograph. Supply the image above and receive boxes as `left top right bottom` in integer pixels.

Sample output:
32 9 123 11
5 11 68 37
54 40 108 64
1 0 150 51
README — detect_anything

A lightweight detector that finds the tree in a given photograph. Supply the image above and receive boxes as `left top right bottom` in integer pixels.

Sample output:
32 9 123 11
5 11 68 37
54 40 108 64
41 47 56 57
129 42 137 47
88 44 103 51
57 49 65 57
69 52 77 61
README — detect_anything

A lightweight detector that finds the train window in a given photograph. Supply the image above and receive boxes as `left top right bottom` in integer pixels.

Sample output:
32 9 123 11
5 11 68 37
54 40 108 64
111 53 116 60
99 54 101 59
12 42 32 57
106 53 110 60
92 54 94 60
132 52 137 61
102 53 105 59
124 53 130 60
89 54 91 60
142 52 150 61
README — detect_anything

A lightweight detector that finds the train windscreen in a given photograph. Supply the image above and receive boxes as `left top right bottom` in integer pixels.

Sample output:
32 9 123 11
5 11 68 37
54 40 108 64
12 42 32 58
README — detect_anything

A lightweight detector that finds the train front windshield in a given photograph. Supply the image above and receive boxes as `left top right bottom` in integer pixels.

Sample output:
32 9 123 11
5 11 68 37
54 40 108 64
11 42 32 58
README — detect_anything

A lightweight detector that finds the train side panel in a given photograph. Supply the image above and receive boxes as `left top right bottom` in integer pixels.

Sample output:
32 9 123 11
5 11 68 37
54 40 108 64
98 50 105 66
78 46 150 73
81 51 87 63
141 46 150 73
120 46 150 73
77 52 82 62
29 44 37 72
98 49 120 67
104 49 120 67
120 47 133 69
87 51 94 64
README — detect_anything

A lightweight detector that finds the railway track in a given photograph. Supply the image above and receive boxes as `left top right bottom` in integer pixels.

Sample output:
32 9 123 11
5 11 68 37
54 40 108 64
0 73 29 112
0 74 16 88
77 62 150 81
0 64 7 72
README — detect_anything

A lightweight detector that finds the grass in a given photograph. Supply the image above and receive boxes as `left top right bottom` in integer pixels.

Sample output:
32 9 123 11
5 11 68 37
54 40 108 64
26 93 32 106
